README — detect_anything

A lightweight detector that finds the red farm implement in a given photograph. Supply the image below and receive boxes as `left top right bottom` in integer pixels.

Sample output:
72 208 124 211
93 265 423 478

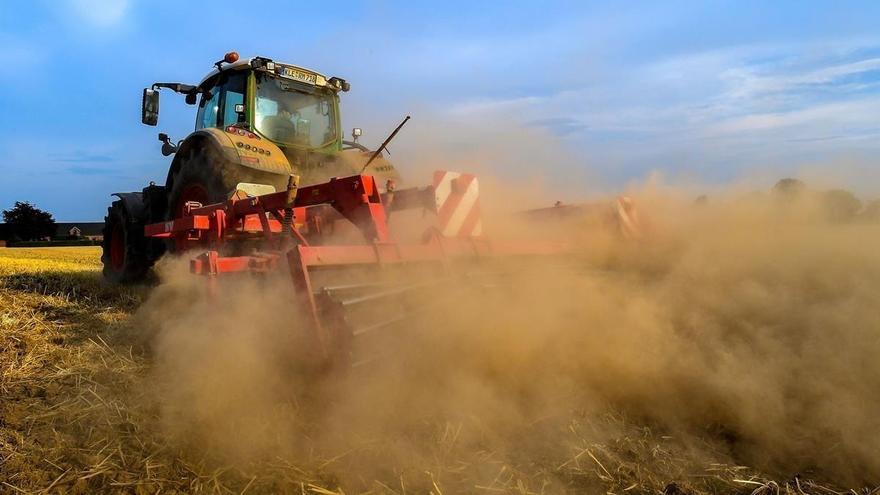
103 52 643 368
143 171 566 367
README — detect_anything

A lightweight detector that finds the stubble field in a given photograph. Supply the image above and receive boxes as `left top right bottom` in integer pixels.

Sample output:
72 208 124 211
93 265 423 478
0 228 878 495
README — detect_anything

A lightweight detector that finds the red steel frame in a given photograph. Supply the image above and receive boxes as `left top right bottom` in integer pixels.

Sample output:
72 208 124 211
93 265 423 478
145 173 565 359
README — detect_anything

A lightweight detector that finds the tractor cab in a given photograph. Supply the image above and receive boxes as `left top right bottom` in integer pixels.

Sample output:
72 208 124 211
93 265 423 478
141 52 399 186
191 55 346 154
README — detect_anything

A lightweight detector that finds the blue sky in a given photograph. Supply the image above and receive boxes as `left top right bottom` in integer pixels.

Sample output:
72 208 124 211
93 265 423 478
1 0 879 220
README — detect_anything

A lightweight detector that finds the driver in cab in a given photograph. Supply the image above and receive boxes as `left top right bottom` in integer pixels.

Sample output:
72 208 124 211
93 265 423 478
261 100 303 144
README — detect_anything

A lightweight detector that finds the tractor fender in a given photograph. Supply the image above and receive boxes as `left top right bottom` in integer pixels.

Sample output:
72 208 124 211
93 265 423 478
110 192 146 223
165 128 291 190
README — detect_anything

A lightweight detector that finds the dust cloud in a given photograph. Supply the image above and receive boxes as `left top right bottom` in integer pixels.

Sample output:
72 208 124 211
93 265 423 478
134 123 880 491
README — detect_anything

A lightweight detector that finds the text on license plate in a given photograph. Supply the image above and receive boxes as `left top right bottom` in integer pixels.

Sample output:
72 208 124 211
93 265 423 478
282 67 317 84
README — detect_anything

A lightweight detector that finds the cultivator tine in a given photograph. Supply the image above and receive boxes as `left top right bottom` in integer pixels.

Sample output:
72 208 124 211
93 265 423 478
311 271 485 369
287 245 329 361
316 278 444 365
331 280 443 308
351 314 409 337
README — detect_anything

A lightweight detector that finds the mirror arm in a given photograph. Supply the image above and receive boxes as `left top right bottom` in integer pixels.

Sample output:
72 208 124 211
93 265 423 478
151 82 197 95
151 82 210 105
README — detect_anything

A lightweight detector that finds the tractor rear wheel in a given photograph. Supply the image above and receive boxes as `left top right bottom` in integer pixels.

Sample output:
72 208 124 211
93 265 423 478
101 200 151 283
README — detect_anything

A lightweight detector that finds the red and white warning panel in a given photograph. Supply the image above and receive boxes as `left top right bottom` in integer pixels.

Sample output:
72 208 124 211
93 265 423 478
615 196 641 239
432 170 483 238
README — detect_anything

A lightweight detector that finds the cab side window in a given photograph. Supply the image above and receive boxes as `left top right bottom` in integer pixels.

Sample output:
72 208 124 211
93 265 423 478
220 72 247 126
195 77 219 130
195 71 248 130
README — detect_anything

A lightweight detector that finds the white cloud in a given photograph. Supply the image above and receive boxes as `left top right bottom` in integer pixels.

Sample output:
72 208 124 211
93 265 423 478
801 57 880 84
66 0 129 27
434 38 880 184
705 98 880 136
718 56 880 105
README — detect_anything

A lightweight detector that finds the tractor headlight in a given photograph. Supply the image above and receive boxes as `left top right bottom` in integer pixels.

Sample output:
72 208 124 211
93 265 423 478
328 77 350 92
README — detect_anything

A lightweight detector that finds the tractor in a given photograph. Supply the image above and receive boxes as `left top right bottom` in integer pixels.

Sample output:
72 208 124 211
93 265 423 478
101 51 401 282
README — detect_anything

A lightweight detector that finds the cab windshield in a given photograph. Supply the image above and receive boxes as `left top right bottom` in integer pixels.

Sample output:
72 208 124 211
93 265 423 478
255 76 337 149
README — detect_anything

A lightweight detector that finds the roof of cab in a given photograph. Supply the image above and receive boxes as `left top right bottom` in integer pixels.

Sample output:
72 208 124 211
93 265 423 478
197 56 329 88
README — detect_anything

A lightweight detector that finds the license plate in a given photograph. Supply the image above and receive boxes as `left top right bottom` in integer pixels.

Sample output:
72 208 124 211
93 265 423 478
282 67 317 85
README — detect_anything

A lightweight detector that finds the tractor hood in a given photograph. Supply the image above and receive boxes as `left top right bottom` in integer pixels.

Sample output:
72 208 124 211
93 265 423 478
203 126 401 188
280 148 401 187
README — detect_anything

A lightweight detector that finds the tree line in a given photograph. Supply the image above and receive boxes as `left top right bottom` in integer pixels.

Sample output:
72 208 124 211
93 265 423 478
2 202 57 241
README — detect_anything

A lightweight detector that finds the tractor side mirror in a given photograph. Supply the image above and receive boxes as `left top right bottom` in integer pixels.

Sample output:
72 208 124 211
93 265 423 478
142 88 159 126
352 127 362 142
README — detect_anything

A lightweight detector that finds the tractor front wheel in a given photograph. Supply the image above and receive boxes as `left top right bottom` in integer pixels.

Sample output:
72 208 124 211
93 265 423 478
165 148 231 252
101 200 151 283
165 146 287 252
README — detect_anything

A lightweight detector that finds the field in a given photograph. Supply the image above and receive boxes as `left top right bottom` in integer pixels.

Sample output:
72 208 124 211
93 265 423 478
0 243 878 494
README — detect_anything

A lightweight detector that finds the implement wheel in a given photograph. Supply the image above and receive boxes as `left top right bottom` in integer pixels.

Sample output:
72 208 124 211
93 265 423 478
101 200 150 283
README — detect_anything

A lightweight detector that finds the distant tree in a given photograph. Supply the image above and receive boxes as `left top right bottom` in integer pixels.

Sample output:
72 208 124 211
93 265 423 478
2 202 57 241
861 199 880 222
772 178 806 198
822 189 862 223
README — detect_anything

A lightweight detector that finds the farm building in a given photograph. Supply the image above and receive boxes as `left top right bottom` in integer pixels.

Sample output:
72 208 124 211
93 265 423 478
53 222 105 240
0 222 104 242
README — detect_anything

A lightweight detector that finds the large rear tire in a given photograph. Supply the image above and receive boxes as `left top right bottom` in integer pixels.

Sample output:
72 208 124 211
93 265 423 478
101 200 151 283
